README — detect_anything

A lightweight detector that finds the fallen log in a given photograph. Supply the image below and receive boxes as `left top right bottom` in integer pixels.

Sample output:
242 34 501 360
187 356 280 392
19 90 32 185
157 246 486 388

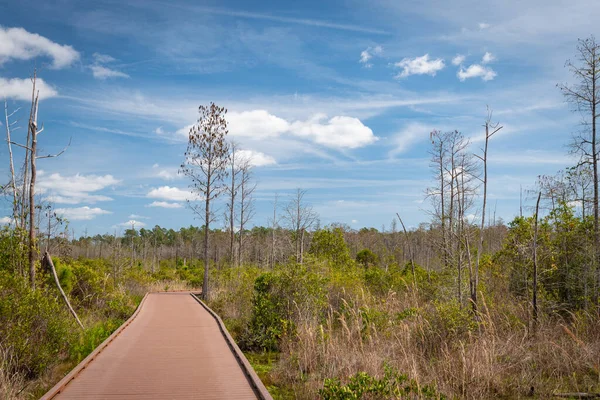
43 251 84 330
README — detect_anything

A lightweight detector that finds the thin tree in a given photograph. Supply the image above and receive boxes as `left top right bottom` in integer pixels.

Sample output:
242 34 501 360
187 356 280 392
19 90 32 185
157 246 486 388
396 213 415 279
532 191 542 332
558 35 600 308
180 103 229 300
473 109 502 314
237 156 256 266
225 142 241 264
284 189 318 264
270 194 279 268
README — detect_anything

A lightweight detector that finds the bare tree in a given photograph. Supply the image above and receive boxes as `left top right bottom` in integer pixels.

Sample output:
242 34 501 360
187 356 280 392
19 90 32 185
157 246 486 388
532 191 542 331
180 103 230 299
558 35 600 307
473 109 502 314
224 142 241 264
270 194 279 268
284 189 318 264
237 156 256 266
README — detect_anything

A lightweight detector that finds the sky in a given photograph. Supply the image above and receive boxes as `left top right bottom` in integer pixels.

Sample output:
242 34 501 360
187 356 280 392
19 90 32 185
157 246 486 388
0 0 596 236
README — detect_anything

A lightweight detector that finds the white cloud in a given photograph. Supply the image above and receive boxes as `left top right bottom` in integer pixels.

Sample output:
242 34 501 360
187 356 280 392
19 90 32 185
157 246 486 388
55 206 112 221
359 45 383 68
0 26 79 69
147 201 183 209
390 122 431 156
478 22 490 29
0 77 58 101
175 124 194 137
128 214 149 219
457 64 497 81
90 65 129 80
452 54 466 66
360 50 372 64
0 216 13 225
155 127 164 135
151 164 181 180
92 52 116 63
395 54 445 78
117 219 146 228
290 114 377 149
38 171 120 204
482 51 496 64
228 110 289 139
237 149 277 167
183 110 377 150
147 186 192 201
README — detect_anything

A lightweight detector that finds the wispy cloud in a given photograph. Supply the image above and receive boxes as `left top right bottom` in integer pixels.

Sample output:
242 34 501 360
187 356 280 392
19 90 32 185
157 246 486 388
177 5 389 35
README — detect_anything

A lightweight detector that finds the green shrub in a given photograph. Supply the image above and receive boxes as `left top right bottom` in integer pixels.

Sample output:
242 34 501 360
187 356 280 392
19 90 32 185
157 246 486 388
0 271 75 378
319 364 445 399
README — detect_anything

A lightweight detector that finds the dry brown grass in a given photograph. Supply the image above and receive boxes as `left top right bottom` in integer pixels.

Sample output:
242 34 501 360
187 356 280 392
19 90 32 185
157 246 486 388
272 285 600 399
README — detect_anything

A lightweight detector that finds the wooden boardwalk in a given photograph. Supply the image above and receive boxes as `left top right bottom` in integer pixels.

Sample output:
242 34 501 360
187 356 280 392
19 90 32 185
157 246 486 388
41 292 271 399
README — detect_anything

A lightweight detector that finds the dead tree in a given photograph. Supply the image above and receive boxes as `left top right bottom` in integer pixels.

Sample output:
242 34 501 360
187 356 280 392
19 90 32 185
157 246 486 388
533 191 542 331
225 142 241 265
396 213 415 280
43 251 84 330
237 156 256 266
180 103 229 300
284 189 318 264
473 109 502 314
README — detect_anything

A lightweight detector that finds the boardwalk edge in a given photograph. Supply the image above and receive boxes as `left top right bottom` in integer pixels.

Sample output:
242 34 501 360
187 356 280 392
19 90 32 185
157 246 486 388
39 293 150 400
190 293 274 400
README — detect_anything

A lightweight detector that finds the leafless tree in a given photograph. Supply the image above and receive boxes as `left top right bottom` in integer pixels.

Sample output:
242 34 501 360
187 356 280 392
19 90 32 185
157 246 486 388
180 103 230 299
473 109 502 314
284 189 318 264
237 156 256 265
224 142 241 264
532 191 542 331
270 194 279 268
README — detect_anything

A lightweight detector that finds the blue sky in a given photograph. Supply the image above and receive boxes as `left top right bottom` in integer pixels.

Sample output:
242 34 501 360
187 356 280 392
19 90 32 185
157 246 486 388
0 0 596 235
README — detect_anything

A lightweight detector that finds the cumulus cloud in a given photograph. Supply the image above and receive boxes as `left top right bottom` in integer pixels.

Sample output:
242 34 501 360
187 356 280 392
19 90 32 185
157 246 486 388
147 186 192 202
0 77 57 101
55 206 112 221
183 110 377 150
147 201 183 209
289 114 377 149
457 64 497 81
90 65 129 80
395 54 445 78
0 26 79 69
452 54 466 66
482 51 495 64
237 149 277 167
117 219 146 228
0 216 13 224
228 110 289 139
359 45 383 68
38 171 120 204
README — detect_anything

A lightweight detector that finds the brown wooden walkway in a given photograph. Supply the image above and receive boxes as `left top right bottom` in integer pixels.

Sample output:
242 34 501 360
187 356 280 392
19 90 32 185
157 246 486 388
41 292 271 399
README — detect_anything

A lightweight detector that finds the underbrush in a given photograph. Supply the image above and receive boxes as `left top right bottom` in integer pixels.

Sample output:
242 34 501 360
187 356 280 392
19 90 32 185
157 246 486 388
0 257 198 399
208 259 600 399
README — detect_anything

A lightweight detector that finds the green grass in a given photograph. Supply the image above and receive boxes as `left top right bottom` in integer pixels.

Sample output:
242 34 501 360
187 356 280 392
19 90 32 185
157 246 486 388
244 351 295 400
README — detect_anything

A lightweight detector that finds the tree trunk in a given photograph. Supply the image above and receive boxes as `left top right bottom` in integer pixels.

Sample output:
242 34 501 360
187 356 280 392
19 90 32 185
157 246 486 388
44 251 84 330
203 193 210 299
533 192 542 331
